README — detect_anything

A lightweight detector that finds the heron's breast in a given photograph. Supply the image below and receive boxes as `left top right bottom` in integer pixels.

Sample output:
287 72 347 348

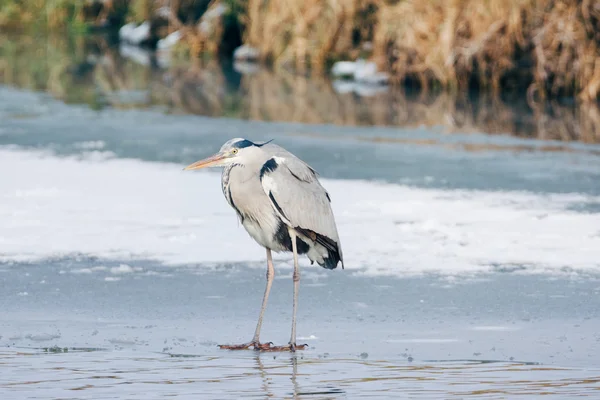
227 174 283 249
239 205 284 250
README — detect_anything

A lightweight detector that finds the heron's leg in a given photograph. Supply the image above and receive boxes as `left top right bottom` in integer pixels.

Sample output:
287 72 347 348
252 248 275 344
267 229 307 352
290 229 300 347
218 249 274 351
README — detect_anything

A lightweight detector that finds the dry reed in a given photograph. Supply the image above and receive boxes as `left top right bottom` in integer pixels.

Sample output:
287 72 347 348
242 0 377 73
373 0 600 102
1 0 598 104
1 32 598 143
0 0 129 31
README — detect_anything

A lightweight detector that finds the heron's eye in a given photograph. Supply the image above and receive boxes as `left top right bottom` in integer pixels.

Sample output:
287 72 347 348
231 148 238 155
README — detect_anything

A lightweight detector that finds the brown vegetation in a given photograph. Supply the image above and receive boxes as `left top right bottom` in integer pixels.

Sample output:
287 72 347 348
373 0 600 102
0 0 129 31
0 0 598 104
236 0 600 102
240 0 377 73
2 33 598 144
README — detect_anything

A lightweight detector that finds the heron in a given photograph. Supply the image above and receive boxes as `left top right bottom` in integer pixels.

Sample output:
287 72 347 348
183 138 344 352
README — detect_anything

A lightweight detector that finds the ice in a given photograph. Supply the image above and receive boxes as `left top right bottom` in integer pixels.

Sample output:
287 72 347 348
385 338 460 344
74 140 106 150
110 264 138 274
70 268 93 274
470 326 521 332
298 335 319 340
24 333 61 342
0 147 599 277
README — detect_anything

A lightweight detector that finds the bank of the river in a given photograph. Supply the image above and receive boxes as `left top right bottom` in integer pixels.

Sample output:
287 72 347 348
1 32 599 144
1 0 598 103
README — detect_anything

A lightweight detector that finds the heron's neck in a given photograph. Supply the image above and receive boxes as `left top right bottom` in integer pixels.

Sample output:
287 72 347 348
221 162 240 197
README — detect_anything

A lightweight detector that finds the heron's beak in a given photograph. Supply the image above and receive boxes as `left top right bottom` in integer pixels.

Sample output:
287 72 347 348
183 152 227 170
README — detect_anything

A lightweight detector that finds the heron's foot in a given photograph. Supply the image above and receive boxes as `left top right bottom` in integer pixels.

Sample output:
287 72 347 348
263 343 308 352
218 341 272 351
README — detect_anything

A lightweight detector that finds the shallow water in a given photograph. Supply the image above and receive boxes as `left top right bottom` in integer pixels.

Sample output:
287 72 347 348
1 85 599 198
0 32 599 145
3 351 600 399
1 31 600 399
2 263 600 399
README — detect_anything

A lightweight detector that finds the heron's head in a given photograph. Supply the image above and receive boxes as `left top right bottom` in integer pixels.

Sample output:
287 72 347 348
183 138 273 170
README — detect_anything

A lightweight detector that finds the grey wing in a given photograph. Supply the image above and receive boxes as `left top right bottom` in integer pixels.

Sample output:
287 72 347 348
259 153 343 267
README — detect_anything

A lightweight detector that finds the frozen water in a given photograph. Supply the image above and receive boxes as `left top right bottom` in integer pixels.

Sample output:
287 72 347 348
2 85 599 197
2 263 600 398
1 147 599 277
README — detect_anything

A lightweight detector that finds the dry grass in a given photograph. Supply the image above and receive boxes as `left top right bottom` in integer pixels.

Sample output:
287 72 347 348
147 0 233 58
373 0 600 102
242 0 377 73
0 0 129 31
1 0 597 103
166 0 600 103
0 0 79 30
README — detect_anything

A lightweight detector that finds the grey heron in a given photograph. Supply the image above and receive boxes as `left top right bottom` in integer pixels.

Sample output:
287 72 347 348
183 138 344 351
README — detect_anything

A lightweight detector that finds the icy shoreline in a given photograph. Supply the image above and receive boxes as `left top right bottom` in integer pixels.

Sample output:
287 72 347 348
1 147 599 277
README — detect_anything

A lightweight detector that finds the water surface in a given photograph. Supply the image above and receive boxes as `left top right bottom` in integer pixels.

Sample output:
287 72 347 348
1 31 600 399
1 32 599 144
2 263 600 399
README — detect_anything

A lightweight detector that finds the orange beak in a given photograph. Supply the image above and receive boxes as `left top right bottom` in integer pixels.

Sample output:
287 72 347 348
183 152 227 171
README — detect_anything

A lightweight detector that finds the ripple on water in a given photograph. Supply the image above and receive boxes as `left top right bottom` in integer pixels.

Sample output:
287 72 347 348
1 349 599 399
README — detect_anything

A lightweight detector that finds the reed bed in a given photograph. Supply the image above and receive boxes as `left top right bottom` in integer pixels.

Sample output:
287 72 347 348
236 69 600 143
0 0 128 31
1 32 599 144
240 0 377 73
1 0 597 102
1 0 598 108
373 0 600 102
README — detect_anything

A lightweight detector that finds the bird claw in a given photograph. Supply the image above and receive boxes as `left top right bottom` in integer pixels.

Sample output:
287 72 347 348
218 341 273 351
262 343 308 352
218 341 307 352
254 341 274 351
218 342 252 350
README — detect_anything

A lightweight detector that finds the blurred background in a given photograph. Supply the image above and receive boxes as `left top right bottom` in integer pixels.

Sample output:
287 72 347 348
0 0 598 141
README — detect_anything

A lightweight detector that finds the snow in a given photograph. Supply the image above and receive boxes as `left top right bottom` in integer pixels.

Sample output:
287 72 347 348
119 22 150 46
233 61 260 75
199 3 228 34
157 30 182 50
233 45 259 61
0 147 599 277
331 59 389 85
331 59 390 96
118 43 152 66
332 79 389 97
110 264 139 274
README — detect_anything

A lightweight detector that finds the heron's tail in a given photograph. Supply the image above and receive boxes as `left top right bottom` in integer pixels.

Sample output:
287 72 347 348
296 227 343 270
320 248 342 270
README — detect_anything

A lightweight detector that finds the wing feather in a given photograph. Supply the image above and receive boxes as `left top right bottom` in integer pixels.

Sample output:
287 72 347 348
259 152 343 267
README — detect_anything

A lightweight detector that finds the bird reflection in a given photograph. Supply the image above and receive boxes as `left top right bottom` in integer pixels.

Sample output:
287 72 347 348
253 353 273 398
252 353 301 399
291 356 300 399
